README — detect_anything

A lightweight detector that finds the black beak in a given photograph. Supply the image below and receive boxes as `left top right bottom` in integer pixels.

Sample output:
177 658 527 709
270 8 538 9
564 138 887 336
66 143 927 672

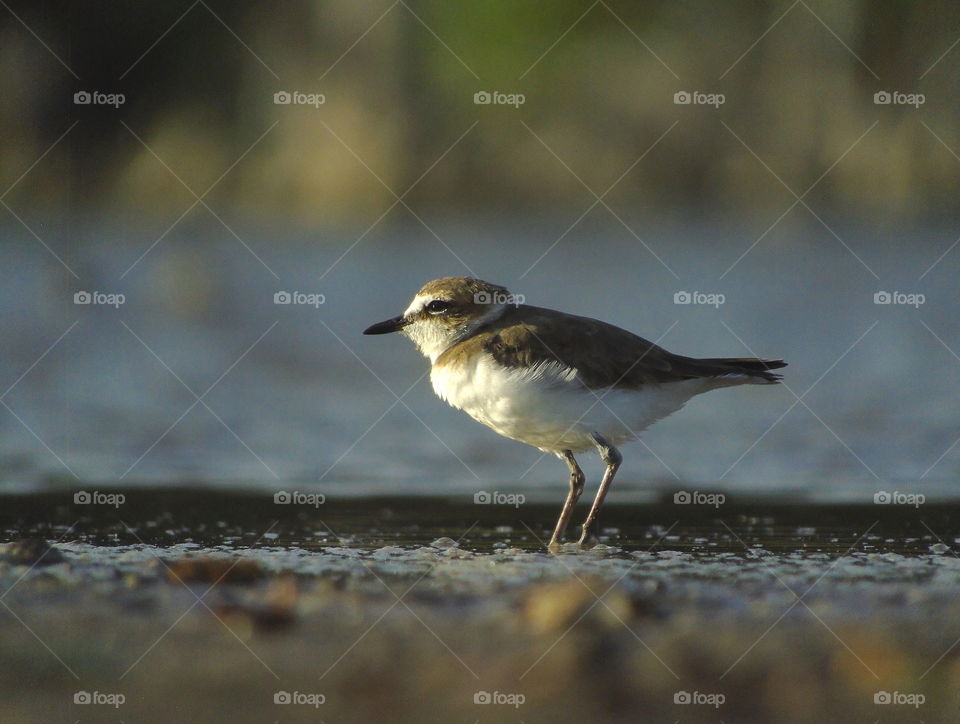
363 315 408 335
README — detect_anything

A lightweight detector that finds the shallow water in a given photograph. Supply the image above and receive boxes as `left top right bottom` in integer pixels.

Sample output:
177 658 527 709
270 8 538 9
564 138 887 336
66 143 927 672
15 498 959 619
3 220 959 502
4 488 957 558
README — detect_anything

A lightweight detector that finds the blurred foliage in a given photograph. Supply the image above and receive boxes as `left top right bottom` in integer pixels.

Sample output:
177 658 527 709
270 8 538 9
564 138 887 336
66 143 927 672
1 0 959 227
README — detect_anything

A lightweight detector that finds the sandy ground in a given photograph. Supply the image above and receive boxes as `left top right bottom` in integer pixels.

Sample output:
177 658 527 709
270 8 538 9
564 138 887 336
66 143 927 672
1 492 958 722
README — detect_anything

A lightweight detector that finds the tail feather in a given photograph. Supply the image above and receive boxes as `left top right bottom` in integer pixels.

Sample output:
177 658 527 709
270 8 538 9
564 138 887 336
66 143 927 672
682 357 787 383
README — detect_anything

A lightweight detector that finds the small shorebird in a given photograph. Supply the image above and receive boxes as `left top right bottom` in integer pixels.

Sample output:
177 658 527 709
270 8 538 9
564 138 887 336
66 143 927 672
364 277 785 547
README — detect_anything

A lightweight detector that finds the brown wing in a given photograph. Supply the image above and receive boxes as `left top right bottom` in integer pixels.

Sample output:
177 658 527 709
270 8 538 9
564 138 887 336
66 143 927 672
480 306 784 389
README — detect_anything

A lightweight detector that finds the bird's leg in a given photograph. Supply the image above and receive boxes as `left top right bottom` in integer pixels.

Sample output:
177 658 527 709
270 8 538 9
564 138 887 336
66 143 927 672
578 433 622 546
549 450 584 547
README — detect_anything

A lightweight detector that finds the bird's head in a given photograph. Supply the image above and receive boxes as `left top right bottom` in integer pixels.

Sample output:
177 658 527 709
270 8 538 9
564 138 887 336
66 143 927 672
364 277 514 361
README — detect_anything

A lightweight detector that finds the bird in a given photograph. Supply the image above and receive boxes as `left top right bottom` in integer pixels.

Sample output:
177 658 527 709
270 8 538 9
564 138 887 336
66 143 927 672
363 277 785 547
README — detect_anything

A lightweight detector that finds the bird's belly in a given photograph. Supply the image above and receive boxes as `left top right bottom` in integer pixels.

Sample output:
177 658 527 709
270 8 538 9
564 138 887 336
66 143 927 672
431 356 707 453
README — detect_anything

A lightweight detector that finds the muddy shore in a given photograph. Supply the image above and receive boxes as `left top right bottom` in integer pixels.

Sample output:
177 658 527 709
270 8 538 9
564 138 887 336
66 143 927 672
1 490 957 722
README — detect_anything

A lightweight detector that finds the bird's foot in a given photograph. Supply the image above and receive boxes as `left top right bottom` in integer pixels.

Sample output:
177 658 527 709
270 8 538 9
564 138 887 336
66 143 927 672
577 523 598 548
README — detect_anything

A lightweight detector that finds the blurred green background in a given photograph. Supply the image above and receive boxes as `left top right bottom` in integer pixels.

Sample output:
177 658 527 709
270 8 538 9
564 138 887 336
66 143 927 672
3 0 959 226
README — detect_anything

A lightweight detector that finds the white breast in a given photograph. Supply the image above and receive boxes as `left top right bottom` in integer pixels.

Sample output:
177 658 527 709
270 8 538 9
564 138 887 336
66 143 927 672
430 352 714 453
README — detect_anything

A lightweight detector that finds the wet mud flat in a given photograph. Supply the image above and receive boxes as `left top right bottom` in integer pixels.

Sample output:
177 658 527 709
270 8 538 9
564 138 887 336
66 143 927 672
1 490 959 722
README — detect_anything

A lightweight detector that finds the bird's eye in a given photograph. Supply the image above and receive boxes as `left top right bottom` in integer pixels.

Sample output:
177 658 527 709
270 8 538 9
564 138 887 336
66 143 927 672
426 299 451 314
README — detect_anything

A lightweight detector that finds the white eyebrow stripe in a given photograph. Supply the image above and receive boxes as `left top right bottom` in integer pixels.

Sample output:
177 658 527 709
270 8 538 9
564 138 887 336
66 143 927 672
403 294 432 317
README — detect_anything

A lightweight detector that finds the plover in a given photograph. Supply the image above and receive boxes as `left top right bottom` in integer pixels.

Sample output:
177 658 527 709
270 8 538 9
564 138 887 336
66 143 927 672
364 277 785 547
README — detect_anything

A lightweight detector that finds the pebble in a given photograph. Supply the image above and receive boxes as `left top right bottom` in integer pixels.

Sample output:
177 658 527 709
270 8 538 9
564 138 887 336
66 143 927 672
371 546 406 559
0 539 66 566
522 578 634 634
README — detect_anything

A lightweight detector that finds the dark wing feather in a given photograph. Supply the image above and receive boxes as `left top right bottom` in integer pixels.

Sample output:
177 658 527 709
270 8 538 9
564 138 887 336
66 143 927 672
479 306 785 388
